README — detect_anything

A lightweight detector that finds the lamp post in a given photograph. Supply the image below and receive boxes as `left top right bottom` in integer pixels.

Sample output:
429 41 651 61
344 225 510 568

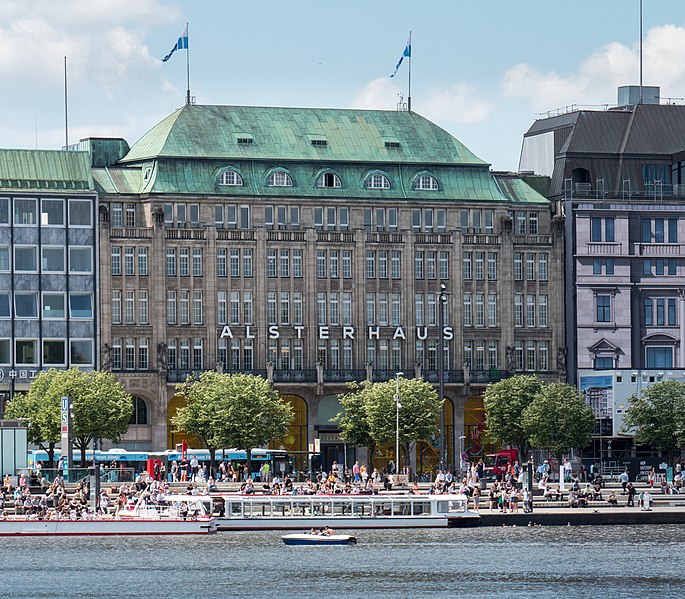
458 435 467 478
395 372 404 477
437 283 448 471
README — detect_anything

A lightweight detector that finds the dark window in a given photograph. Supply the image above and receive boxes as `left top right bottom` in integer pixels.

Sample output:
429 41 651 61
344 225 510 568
594 357 613 369
591 217 602 242
641 219 652 243
129 396 149 425
605 218 615 242
596 295 611 322
644 298 653 325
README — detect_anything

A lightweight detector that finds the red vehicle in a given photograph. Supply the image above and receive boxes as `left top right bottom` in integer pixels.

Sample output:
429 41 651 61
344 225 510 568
483 449 519 480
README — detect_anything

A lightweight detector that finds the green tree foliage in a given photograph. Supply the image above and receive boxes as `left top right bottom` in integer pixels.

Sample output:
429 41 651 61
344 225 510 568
623 380 685 456
483 375 544 458
523 382 595 457
334 383 377 470
173 372 293 477
338 377 439 469
6 368 133 467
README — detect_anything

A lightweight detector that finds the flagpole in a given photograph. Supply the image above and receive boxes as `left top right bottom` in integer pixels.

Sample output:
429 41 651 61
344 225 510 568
64 56 69 148
407 31 412 112
185 22 191 105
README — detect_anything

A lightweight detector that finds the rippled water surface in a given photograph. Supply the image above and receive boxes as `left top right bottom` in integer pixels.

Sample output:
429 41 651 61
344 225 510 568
0 525 681 598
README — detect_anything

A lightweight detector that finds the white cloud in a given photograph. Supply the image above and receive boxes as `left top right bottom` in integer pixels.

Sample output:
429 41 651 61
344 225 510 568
502 23 685 111
350 78 492 124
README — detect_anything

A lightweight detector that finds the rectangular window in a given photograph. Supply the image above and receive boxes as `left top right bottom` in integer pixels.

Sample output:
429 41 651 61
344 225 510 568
655 219 665 243
68 200 91 226
217 249 227 277
69 293 93 318
605 217 615 242
366 293 376 325
267 249 277 278
391 251 401 279
43 293 65 319
526 295 536 327
179 338 190 370
124 247 134 276
137 247 148 276
539 254 548 280
668 298 677 326
539 295 548 327
293 292 303 325
643 259 652 275
318 293 327 325
488 341 498 370
243 249 253 277
293 250 302 278
669 259 677 276
329 293 339 326
669 218 678 243
179 248 189 277
391 293 401 326
41 199 64 226
593 258 602 275
166 248 176 276
166 339 175 370
43 247 65 273
15 339 38 365
15 293 38 318
516 212 526 235
463 293 472 327
642 219 652 243
138 338 149 370
591 217 602 242
317 250 326 279
475 294 484 327
412 209 421 232
15 246 37 272
605 258 614 275
596 295 611 322
529 212 539 235
415 294 424 326
139 290 148 324
111 290 121 324
112 203 123 227
378 251 388 279
70 247 92 274
366 251 375 279
280 249 289 278
526 253 535 280
342 251 352 279
14 198 37 225
193 338 203 369
427 294 436 326
487 253 497 280
242 292 252 324
193 291 203 324
514 294 523 327
646 347 673 368
488 294 497 327
656 259 665 276
330 250 339 278
463 253 472 280
426 252 436 279
217 291 227 325
265 292 275 325
538 342 549 371
43 339 66 365
230 292 239 324
475 253 484 280
414 252 424 279
124 290 135 324
644 297 653 325
179 290 189 324
342 293 352 325
439 252 449 280
193 248 203 277
0 246 7 272
125 338 136 370
514 253 522 281
125 204 135 227
657 298 665 326
526 341 536 371
230 249 240 277
167 291 176 324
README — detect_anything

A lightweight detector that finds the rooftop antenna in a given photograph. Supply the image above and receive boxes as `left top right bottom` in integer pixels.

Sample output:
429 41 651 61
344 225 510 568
185 22 191 105
639 0 643 104
64 56 69 148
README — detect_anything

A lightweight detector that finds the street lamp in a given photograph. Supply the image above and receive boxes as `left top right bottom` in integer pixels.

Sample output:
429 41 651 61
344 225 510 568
458 435 467 478
437 283 448 471
395 372 404 478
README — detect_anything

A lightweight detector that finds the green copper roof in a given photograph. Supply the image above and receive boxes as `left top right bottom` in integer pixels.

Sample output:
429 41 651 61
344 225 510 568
493 174 550 204
0 149 94 192
120 105 488 166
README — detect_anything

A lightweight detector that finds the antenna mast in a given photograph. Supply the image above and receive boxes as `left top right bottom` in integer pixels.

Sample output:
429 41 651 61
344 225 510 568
639 0 643 104
64 56 69 148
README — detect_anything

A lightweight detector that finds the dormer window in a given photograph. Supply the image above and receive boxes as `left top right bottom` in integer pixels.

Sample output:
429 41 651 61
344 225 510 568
365 173 391 190
268 171 293 187
317 172 342 188
218 171 243 186
414 175 439 190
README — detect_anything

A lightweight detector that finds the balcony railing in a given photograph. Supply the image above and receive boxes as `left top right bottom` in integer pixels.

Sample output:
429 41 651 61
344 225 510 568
513 235 552 246
585 242 623 255
635 243 684 256
462 234 501 246
323 370 367 383
217 229 256 241
166 369 267 383
316 231 355 243
414 233 452 244
266 230 306 242
366 232 404 244
110 227 152 239
273 370 317 383
166 228 206 241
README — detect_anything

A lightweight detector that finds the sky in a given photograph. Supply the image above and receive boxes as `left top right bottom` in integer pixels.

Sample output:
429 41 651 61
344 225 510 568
1 0 685 170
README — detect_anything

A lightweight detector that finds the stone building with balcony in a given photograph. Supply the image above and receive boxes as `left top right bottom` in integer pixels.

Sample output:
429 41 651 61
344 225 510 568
87 104 563 471
520 86 685 459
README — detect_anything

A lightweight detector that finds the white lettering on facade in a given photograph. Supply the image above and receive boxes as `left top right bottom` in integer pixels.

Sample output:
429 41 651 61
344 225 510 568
416 327 428 340
319 326 329 340
343 326 355 339
443 326 454 340
368 326 380 339
295 326 305 339
268 325 280 339
219 326 233 339
246 326 255 339
393 327 406 340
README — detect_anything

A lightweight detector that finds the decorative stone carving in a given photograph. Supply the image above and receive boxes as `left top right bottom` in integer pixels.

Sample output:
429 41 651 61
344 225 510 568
414 361 422 379
156 342 168 372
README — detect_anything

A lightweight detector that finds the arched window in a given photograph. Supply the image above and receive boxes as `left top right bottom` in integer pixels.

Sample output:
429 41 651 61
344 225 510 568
129 396 149 425
218 170 243 186
414 174 439 190
317 172 342 188
365 173 391 190
268 171 293 187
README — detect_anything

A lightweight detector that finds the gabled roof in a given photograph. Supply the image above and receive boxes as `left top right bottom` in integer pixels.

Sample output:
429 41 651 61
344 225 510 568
120 104 488 166
0 149 94 192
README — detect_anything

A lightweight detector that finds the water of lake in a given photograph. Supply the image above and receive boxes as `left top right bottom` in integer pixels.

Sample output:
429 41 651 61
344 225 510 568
0 525 679 598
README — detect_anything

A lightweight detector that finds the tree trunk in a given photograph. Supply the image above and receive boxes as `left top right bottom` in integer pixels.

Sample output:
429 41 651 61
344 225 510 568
368 441 376 473
209 446 216 479
75 438 91 468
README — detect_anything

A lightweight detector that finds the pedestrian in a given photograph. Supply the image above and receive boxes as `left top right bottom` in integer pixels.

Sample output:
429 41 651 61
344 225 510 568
619 469 629 494
626 482 636 507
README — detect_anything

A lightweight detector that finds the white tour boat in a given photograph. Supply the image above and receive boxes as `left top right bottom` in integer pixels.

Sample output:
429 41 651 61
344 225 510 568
282 532 357 546
0 494 217 536
215 493 480 530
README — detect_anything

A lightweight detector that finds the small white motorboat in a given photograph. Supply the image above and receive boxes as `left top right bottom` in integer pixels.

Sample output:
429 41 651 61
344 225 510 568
282 532 357 546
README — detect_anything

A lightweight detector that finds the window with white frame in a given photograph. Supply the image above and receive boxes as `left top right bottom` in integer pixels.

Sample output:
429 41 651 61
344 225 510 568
167 291 176 324
414 174 439 190
15 339 37 365
138 248 148 276
15 293 38 318
139 290 148 324
267 171 293 187
317 172 342 188
69 247 92 274
193 248 202 277
179 290 189 324
15 246 37 272
14 199 37 225
138 339 149 370
111 290 121 324
124 291 135 324
43 339 65 365
365 173 391 189
68 200 91 226
43 293 65 319
111 247 121 276
71 340 93 365
43 247 65 273
41 199 64 226
218 170 243 186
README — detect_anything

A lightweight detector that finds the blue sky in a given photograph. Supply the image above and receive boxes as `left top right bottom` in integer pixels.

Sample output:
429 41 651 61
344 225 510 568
1 0 683 170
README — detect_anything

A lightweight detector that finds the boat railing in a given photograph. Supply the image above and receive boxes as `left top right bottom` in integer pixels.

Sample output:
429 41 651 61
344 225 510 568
218 494 467 518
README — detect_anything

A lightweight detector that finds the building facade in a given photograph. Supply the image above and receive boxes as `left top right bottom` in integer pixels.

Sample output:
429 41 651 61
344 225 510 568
520 88 685 458
0 149 99 414
88 105 564 471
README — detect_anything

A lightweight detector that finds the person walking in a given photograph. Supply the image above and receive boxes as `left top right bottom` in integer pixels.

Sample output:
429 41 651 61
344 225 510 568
619 469 629 494
626 482 636 507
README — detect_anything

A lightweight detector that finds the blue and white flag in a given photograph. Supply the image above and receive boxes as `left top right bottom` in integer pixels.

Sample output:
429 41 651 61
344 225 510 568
390 39 411 78
162 25 189 63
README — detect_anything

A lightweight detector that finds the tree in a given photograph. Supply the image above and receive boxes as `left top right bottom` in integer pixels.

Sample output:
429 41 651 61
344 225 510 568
523 382 594 459
623 380 685 458
6 368 133 467
174 372 293 479
483 375 544 459
5 372 61 466
334 383 377 471
362 377 440 470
